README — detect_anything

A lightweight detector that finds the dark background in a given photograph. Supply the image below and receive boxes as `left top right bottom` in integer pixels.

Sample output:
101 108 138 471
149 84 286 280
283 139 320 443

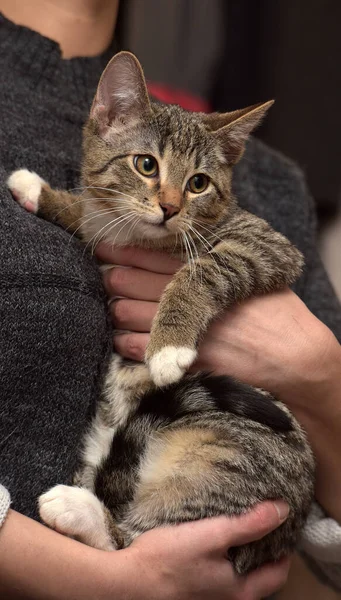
118 0 341 222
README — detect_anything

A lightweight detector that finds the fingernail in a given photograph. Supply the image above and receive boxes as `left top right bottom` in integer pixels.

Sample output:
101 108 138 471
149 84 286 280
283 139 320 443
273 501 290 523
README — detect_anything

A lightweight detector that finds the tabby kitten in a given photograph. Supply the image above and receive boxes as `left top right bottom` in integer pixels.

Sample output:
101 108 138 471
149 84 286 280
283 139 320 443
8 52 314 574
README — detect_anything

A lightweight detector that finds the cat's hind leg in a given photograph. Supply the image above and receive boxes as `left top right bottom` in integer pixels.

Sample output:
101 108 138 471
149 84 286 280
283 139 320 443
7 169 83 232
39 485 123 550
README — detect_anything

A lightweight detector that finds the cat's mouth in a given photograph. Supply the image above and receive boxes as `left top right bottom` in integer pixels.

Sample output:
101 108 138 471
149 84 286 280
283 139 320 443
139 214 177 238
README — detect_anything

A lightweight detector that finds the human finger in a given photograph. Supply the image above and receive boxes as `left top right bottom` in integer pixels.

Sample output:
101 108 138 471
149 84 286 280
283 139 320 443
103 267 172 301
113 332 149 362
111 299 157 332
225 502 289 548
158 502 289 557
191 502 289 554
244 556 291 599
96 244 182 274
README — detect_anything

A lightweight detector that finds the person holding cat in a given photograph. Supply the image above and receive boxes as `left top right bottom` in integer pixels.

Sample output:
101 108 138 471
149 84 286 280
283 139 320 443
0 1 340 599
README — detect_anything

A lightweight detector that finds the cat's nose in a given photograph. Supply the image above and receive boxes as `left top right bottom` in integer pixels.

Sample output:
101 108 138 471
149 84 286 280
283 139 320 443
159 203 180 221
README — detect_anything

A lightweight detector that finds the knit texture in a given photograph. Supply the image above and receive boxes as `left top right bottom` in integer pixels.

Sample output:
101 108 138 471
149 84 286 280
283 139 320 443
0 12 340 589
0 485 11 527
300 504 341 590
0 13 116 520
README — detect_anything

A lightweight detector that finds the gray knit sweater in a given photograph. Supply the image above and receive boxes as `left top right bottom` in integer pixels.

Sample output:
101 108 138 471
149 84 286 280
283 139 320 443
0 12 340 592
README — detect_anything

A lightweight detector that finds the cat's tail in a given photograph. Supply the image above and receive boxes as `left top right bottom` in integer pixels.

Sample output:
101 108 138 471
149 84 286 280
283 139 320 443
139 373 294 434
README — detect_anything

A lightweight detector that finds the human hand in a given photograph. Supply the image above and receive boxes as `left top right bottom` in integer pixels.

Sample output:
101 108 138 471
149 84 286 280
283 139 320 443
97 244 339 409
97 243 341 522
0 503 290 600
120 501 290 600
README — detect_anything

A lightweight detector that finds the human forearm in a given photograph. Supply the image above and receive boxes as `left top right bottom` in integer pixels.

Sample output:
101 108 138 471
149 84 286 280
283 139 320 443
293 373 341 523
0 509 129 600
269 327 341 522
0 505 291 600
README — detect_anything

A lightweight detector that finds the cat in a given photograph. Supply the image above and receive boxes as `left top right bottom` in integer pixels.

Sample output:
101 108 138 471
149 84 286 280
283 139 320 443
8 51 314 574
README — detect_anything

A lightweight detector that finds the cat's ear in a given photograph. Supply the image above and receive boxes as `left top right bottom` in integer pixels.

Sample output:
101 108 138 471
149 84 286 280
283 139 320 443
90 51 152 136
203 101 274 164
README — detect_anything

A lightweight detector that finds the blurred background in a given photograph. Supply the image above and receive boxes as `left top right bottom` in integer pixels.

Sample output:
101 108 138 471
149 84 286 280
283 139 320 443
117 0 341 300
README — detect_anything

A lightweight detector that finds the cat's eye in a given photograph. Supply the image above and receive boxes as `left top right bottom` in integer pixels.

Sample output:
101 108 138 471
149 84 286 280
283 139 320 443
134 155 158 177
187 174 209 194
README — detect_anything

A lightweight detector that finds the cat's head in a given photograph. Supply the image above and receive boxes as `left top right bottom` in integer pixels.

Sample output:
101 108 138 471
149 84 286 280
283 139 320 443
83 52 273 246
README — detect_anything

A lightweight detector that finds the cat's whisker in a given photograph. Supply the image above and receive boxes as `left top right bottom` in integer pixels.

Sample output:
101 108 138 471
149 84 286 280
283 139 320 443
181 231 195 285
73 186 142 204
79 210 134 252
180 231 189 266
123 216 142 248
190 226 224 279
172 232 179 257
89 215 130 255
90 216 135 255
188 238 197 284
53 196 93 219
64 201 131 232
126 215 141 241
87 212 137 255
190 224 213 249
185 224 210 286
186 223 213 254
189 221 230 279
178 232 186 263
191 234 202 287
191 218 226 245
55 198 131 221
67 209 120 243
86 214 136 256
187 233 197 284
109 212 139 248
67 208 130 244
67 184 99 194
186 229 203 287
185 231 196 276
66 205 130 233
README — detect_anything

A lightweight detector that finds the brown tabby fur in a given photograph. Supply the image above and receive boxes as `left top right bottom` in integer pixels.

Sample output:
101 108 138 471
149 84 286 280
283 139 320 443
9 52 314 574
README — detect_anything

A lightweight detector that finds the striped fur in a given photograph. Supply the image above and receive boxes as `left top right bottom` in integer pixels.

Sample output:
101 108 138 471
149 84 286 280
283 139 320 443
9 52 314 574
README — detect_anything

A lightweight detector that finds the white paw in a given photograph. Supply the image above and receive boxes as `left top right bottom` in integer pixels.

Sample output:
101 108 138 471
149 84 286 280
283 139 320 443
39 484 115 550
7 169 45 214
148 346 197 387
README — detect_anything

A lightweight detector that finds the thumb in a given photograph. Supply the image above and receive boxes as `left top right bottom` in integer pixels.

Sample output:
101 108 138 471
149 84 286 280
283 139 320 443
167 501 289 554
225 501 290 548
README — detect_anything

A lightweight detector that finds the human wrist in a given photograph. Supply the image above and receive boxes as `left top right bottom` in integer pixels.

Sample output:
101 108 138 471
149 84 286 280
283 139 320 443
0 509 121 600
104 545 162 600
274 332 341 522
109 543 181 600
280 329 341 417
291 351 341 524
301 412 341 523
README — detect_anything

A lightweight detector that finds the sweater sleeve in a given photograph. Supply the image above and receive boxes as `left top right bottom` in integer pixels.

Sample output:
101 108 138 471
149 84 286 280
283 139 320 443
0 485 11 527
0 169 111 521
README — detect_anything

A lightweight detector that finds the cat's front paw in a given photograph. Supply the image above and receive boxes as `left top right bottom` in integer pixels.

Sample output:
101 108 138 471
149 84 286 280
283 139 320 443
147 345 197 387
7 169 45 214
39 484 115 550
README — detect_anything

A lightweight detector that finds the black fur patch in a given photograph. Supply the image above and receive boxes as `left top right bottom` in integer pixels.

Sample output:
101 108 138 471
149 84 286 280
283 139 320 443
139 374 293 433
202 375 293 433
